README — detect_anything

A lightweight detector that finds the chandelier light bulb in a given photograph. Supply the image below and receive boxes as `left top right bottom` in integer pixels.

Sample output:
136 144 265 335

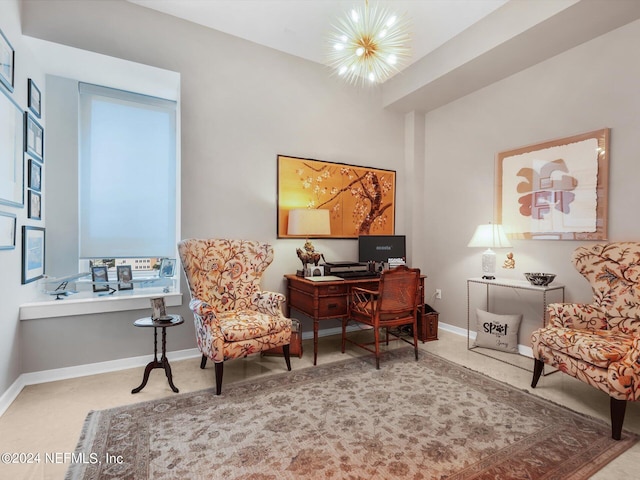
326 1 411 86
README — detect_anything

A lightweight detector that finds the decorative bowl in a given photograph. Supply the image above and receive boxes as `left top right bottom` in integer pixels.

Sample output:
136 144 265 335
524 273 556 286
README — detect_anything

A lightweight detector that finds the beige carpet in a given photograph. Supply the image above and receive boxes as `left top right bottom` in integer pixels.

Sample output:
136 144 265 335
67 348 636 479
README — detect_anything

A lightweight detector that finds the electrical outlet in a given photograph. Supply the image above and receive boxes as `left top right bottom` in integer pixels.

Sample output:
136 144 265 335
435 289 442 299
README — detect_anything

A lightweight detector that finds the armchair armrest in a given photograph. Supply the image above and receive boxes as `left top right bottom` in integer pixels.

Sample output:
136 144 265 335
188 298 225 362
548 303 608 330
609 336 640 400
251 291 287 316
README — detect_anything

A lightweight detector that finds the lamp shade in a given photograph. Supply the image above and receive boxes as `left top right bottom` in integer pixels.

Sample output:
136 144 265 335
467 224 512 248
287 209 331 236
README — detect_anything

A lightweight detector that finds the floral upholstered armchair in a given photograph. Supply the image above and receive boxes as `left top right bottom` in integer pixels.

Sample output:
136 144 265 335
531 242 640 439
178 238 292 394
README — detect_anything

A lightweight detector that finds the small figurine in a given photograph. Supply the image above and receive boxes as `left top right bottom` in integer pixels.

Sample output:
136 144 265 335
296 240 325 270
503 252 515 269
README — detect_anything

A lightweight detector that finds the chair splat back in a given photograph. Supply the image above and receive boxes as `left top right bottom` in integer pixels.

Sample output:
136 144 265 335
377 267 421 320
178 238 274 311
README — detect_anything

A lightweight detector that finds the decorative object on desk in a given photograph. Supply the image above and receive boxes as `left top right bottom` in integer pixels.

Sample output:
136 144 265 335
502 252 515 269
496 128 609 240
524 272 556 286
474 309 521 353
304 265 324 278
67 348 637 480
277 155 396 238
0 86 24 207
467 223 512 280
0 27 14 92
117 265 133 290
150 297 166 320
22 226 45 284
27 78 41 118
288 208 330 276
326 0 411 86
159 258 176 277
0 211 16 250
25 112 44 162
91 265 110 292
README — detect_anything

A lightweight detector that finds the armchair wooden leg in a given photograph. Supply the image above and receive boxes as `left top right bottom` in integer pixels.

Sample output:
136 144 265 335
283 344 292 371
214 362 223 395
611 397 627 440
412 322 419 361
531 359 544 388
200 354 207 369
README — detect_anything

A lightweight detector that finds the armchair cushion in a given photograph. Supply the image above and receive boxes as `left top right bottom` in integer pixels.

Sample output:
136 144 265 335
217 309 291 342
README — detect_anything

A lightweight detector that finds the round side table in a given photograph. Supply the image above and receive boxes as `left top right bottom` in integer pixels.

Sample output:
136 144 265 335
131 314 184 394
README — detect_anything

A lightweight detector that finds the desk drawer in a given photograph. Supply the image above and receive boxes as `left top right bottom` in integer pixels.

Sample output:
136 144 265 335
288 287 348 318
318 296 347 318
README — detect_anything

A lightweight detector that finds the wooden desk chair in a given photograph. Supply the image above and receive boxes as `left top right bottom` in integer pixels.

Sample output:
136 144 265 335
341 265 421 368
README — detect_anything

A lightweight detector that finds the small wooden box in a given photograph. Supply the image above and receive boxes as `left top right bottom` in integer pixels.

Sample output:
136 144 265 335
263 319 303 358
417 305 439 342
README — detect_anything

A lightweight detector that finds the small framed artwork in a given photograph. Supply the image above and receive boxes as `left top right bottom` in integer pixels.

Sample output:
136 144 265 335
0 28 14 92
22 226 45 284
28 190 41 220
159 258 176 277
117 265 133 290
0 211 16 250
27 79 41 118
150 297 167 320
28 159 42 192
0 87 24 207
25 113 44 162
91 265 110 292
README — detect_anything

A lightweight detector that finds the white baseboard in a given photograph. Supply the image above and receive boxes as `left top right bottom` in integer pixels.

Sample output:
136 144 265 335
0 347 200 417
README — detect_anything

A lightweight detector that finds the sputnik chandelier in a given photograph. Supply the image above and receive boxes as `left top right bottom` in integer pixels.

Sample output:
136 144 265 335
327 0 411 86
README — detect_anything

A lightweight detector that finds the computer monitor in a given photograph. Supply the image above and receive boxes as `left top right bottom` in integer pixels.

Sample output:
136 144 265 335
358 235 406 264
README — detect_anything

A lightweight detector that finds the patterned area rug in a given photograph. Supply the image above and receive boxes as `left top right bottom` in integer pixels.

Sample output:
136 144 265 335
67 348 636 479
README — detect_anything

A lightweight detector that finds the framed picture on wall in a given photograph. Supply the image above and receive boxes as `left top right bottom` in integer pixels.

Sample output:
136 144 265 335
496 128 609 240
28 158 42 192
0 28 14 92
28 190 41 220
0 87 24 207
22 226 45 284
91 265 110 292
277 155 396 238
25 112 44 162
28 79 42 118
0 211 16 250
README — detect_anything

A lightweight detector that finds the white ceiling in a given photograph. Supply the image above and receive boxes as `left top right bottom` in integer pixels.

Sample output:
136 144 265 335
127 0 508 72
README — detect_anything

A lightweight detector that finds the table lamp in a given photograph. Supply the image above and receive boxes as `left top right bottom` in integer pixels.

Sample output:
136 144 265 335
287 208 331 276
467 223 512 280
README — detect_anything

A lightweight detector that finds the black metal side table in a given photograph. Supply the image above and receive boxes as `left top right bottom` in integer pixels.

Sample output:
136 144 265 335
131 314 184 394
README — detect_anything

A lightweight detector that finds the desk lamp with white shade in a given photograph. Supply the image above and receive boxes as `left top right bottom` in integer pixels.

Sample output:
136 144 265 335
467 223 512 280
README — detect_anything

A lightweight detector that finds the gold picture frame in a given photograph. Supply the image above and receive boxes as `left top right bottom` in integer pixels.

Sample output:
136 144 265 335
496 128 609 240
277 155 396 239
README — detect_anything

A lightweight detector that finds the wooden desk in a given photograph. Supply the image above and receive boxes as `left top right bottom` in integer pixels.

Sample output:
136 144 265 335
284 274 428 365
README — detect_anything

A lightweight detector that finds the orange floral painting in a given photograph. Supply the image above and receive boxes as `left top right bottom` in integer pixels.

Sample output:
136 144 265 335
277 155 396 238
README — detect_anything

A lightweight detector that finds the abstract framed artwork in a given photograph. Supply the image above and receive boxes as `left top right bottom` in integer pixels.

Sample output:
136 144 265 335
496 128 609 240
28 158 42 191
0 86 24 207
22 226 45 284
28 190 41 220
0 211 16 250
277 155 396 238
0 28 14 92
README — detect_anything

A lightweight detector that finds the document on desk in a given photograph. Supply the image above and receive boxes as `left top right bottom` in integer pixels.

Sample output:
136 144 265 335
305 275 344 282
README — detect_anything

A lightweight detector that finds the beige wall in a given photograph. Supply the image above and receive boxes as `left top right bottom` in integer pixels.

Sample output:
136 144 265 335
421 18 640 341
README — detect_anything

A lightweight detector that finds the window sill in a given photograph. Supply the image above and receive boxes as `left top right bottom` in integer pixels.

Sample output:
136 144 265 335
19 288 183 320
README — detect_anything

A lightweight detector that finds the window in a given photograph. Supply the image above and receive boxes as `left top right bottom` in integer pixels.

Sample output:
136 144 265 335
78 83 177 259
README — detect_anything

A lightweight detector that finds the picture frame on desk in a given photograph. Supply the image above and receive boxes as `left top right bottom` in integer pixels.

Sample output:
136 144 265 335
117 265 133 290
91 265 110 292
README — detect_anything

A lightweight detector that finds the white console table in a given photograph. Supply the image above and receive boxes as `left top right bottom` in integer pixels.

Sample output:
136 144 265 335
466 277 565 373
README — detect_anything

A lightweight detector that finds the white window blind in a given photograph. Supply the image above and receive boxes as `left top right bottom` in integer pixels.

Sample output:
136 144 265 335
79 83 177 258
